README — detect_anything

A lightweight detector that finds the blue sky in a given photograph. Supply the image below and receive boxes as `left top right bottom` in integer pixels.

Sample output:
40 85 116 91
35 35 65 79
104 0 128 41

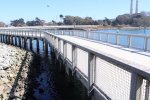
0 0 150 24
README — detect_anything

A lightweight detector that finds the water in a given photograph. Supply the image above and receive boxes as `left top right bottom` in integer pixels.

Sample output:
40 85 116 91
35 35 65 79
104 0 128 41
89 29 150 51
11 38 90 100
96 29 150 35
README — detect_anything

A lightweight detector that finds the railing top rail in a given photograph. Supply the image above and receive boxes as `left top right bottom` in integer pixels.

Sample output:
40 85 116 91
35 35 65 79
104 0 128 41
1 28 150 38
89 31 150 38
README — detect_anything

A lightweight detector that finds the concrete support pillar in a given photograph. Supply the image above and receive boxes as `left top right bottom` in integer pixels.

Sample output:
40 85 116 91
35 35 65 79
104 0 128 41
63 41 67 59
4 35 6 43
30 38 33 51
7 35 10 44
21 37 24 48
37 39 39 52
15 37 17 46
0 35 2 42
12 36 14 45
45 40 48 54
19 37 21 48
43 39 45 51
5 35 7 43
10 36 12 45
24 38 27 49
2 35 4 43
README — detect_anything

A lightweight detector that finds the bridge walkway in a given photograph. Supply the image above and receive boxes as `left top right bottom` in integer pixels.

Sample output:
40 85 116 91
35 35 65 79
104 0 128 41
57 35 150 74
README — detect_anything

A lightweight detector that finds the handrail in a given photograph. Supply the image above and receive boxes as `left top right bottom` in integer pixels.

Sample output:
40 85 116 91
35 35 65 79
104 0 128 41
0 28 150 99
46 29 150 52
0 28 150 51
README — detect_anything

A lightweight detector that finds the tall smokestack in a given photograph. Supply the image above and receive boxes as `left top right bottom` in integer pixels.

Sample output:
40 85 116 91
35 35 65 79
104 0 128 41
135 0 138 13
130 0 133 15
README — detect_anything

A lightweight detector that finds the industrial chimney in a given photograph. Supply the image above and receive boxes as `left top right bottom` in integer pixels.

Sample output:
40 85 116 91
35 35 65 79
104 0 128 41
135 0 138 13
130 0 133 15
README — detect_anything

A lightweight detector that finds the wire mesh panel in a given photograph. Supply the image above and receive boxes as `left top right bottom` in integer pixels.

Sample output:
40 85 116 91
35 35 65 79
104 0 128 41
95 57 132 100
140 79 147 100
76 48 88 77
66 43 72 62
59 40 63 54
55 38 58 49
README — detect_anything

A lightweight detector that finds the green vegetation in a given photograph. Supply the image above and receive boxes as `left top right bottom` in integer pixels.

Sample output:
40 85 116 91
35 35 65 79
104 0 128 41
113 12 150 27
10 18 25 27
1 12 150 27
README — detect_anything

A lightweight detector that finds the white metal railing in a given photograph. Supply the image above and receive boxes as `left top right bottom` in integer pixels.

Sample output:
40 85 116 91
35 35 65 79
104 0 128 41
45 29 150 52
42 31 150 100
0 28 150 100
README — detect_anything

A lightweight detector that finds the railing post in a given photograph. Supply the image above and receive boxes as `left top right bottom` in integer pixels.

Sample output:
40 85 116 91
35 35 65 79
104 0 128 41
30 38 33 51
61 30 64 35
106 33 109 43
63 41 67 59
128 35 132 48
72 45 77 70
28 31 29 37
58 39 60 52
130 73 143 100
144 37 148 52
116 34 119 45
88 53 96 90
145 80 150 100
88 30 90 39
130 73 138 100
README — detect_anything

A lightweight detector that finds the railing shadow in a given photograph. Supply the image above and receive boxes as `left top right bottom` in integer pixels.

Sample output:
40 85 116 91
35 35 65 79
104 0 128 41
8 51 28 100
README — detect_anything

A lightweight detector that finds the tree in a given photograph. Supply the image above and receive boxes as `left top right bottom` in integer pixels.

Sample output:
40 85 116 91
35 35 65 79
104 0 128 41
103 17 112 26
84 17 94 25
10 18 25 27
59 14 64 21
26 17 45 26
63 16 74 25
0 21 5 27
112 14 131 26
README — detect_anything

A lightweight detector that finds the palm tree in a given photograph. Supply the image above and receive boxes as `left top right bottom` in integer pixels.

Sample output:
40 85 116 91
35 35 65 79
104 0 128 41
59 14 64 23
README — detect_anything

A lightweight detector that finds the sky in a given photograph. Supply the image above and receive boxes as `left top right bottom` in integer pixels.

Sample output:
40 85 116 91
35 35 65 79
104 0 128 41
0 0 150 24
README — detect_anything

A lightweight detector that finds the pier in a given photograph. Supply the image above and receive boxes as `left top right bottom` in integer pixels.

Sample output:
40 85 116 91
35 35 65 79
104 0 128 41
0 26 150 100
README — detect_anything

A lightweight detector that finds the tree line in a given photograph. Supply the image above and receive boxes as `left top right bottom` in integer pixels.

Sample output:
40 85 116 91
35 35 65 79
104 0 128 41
0 12 150 27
